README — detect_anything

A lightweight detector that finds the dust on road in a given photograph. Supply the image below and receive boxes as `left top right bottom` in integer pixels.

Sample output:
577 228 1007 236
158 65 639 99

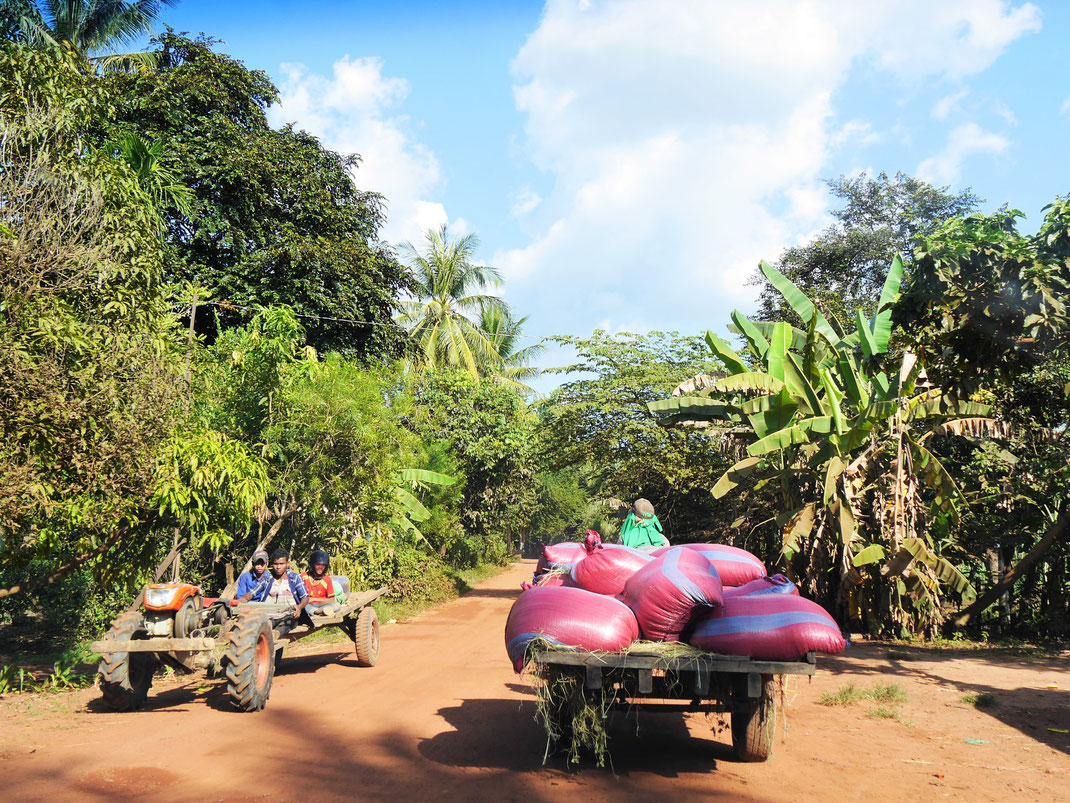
2 559 1067 801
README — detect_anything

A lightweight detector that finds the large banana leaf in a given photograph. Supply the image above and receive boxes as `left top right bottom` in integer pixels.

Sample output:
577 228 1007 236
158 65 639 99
836 348 870 408
648 396 734 421
783 353 823 414
746 415 834 456
712 456 765 498
895 537 976 602
818 365 846 434
928 417 1014 439
398 468 457 486
705 330 747 374
871 254 903 352
759 260 839 344
782 502 816 555
852 543 887 566
908 435 965 520
904 397 992 421
744 387 799 438
856 309 879 360
711 372 786 394
728 311 772 358
766 322 792 382
395 486 431 522
824 456 846 506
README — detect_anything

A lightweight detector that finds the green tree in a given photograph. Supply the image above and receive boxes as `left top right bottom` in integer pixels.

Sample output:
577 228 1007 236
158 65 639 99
400 225 508 378
478 305 545 395
3 0 180 72
538 331 729 537
754 172 980 326
106 32 409 358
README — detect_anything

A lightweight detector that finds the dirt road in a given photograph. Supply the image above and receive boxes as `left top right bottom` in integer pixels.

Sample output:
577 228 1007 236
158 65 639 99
2 559 1068 801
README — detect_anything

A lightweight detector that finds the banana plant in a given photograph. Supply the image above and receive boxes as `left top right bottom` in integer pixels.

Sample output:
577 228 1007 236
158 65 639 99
651 257 1003 635
390 468 456 547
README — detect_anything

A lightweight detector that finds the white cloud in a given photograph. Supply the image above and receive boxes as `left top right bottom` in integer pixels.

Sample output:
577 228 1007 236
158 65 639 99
1060 96 1070 117
916 123 1010 185
932 89 970 120
502 0 1039 348
268 56 455 246
511 188 543 217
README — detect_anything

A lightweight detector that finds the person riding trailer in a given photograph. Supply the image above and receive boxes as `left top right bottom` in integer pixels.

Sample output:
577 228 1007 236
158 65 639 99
619 498 669 549
301 549 341 616
237 549 312 630
234 550 270 600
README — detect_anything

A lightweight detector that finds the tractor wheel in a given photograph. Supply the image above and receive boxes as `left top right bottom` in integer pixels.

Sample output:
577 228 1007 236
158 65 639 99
98 610 157 712
731 674 777 762
353 607 379 667
222 613 275 711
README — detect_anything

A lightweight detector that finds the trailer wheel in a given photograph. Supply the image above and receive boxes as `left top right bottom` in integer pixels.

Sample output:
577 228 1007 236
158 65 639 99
353 607 379 667
731 674 777 762
222 613 274 711
98 611 157 712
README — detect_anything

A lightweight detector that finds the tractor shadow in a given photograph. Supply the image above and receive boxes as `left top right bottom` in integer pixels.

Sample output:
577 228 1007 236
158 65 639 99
417 696 735 776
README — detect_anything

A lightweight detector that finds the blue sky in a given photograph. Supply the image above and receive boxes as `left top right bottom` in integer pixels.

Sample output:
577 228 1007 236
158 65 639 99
160 1 1068 390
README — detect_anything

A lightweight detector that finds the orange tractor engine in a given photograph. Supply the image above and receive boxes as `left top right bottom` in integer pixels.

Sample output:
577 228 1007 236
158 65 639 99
142 582 203 639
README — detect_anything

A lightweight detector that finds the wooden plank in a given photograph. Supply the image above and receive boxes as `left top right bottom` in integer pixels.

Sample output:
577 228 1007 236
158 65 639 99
528 649 816 676
90 637 216 653
585 665 602 690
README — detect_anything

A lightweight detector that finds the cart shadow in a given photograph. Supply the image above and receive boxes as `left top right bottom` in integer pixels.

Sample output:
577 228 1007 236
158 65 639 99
417 697 733 776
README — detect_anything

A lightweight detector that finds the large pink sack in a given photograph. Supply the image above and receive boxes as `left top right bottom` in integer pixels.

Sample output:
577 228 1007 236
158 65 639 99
621 547 725 642
536 541 587 576
654 543 766 587
687 594 845 660
504 586 639 672
571 544 653 596
723 574 798 598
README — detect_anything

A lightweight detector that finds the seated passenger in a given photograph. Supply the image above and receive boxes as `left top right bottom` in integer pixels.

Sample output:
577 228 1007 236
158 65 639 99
240 549 311 627
619 498 670 549
301 549 340 616
234 550 270 602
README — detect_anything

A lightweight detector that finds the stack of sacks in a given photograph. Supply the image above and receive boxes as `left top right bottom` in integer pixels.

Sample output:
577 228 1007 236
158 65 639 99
687 594 845 660
571 543 652 596
534 530 602 578
724 574 798 598
654 543 767 587
621 547 724 641
504 586 639 672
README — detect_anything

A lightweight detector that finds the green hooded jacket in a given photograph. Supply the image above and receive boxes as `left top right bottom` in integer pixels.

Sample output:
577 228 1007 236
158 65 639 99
619 511 669 549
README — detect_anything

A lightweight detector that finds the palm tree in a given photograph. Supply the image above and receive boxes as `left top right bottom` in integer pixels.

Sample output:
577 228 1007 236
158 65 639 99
7 0 180 72
479 305 545 396
399 225 508 379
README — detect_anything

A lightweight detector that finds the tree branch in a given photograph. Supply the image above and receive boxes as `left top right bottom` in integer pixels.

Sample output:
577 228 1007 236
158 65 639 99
0 525 130 600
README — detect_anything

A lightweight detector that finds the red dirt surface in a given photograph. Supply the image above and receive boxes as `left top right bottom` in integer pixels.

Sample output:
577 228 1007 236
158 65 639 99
2 559 1068 801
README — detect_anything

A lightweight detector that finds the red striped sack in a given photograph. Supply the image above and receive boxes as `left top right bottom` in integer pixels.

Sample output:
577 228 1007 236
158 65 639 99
723 574 798 598
571 543 653 596
654 543 766 587
536 541 588 576
504 586 639 672
621 547 724 641
687 594 845 660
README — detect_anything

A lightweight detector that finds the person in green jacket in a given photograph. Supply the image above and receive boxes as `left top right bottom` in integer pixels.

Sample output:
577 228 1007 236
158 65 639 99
619 498 669 549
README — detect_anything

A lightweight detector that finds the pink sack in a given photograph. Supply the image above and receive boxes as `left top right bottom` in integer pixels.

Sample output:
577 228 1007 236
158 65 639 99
536 541 587 576
504 586 640 672
571 544 653 596
723 574 799 598
621 547 725 642
656 543 766 587
687 594 845 660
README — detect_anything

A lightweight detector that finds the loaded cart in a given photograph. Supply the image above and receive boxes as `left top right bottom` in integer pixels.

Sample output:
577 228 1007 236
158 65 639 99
91 584 386 713
528 645 817 763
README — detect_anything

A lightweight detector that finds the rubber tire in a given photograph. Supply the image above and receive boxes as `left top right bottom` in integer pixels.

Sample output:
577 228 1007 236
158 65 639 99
222 613 275 711
731 674 777 762
353 607 379 667
98 611 157 712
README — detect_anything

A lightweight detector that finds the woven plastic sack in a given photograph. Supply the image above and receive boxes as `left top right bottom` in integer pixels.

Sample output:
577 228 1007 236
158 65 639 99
504 586 639 672
536 541 587 576
723 574 798 598
621 547 724 642
654 543 766 587
687 594 845 660
570 543 653 596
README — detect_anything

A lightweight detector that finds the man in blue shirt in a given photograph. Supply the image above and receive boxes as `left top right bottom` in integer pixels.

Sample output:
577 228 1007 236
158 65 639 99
239 549 311 630
234 550 270 601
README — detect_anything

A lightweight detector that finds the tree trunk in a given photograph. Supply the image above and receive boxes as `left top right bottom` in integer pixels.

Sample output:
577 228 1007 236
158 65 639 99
952 510 1070 627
